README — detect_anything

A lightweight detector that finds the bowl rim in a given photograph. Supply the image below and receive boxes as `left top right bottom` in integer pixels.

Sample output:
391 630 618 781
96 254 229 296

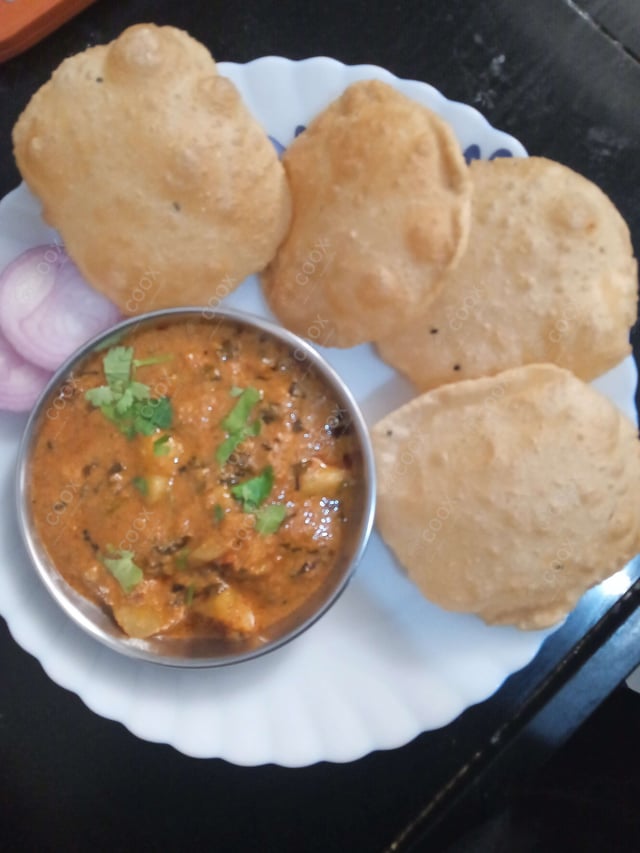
15 306 377 668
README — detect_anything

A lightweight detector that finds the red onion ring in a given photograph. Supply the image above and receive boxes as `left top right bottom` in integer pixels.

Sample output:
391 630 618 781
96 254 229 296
0 326 51 412
0 244 120 371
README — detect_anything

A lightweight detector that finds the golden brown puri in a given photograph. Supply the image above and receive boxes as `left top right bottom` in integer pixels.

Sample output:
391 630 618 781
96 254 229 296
377 157 637 391
13 24 291 314
261 79 471 348
372 364 640 630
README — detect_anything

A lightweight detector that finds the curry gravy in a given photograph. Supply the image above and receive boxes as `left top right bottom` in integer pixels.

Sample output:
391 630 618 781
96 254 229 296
30 319 361 641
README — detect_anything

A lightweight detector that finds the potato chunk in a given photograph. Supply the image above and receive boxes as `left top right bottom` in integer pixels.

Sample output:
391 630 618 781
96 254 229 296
138 433 184 476
189 536 227 566
299 458 346 497
193 586 255 635
146 474 171 505
112 580 184 638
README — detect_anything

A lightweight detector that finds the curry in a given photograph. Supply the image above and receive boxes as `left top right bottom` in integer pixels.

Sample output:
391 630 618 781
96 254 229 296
29 317 362 642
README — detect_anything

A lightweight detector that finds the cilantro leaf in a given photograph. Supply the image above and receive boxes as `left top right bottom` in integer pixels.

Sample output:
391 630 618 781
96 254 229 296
255 504 287 535
97 397 173 439
101 549 143 593
114 386 134 414
213 504 225 524
98 403 118 425
85 386 114 407
130 397 173 437
87 347 138 409
231 466 274 512
221 387 261 434
132 476 148 496
103 346 133 387
215 418 262 464
216 387 262 464
175 549 190 570
129 381 151 401
85 345 173 439
133 354 173 368
216 434 240 465
153 434 171 456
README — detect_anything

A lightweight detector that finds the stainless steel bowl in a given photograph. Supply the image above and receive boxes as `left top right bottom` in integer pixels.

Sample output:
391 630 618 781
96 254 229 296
16 307 376 667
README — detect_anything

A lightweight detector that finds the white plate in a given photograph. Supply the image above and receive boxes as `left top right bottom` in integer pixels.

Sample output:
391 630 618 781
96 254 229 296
0 57 636 766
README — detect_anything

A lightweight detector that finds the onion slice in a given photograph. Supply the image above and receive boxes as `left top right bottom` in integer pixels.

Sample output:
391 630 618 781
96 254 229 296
0 244 120 370
0 326 51 412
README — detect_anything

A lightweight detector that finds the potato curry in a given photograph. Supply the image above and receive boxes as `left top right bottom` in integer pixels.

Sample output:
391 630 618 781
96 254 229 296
29 318 361 641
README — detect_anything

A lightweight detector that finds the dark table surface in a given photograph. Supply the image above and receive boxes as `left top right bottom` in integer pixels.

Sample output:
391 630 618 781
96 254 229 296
1 2 639 851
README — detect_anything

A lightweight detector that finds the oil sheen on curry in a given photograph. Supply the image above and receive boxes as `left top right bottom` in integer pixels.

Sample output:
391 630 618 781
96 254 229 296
30 319 362 642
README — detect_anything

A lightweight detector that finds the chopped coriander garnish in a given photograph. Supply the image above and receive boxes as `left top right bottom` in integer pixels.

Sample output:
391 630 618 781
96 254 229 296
132 397 173 436
101 548 143 593
132 476 148 496
221 387 261 433
216 386 262 464
175 548 190 570
84 385 114 407
112 381 150 415
85 346 173 439
104 346 134 387
153 434 171 456
133 354 173 368
216 418 261 465
255 504 287 535
102 396 173 439
216 434 240 465
231 465 274 512
213 504 225 524
185 584 195 606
